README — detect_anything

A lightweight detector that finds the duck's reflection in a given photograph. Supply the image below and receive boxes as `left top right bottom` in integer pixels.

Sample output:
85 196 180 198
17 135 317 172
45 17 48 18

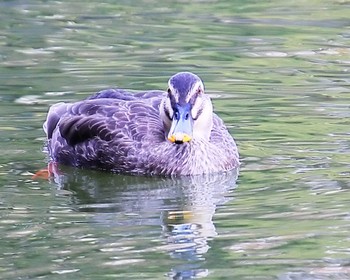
49 165 239 279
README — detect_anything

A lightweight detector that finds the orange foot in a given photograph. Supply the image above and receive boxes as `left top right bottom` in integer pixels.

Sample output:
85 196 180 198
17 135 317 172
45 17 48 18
32 162 59 180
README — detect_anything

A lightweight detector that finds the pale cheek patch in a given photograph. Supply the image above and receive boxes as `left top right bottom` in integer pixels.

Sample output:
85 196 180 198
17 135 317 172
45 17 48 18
167 84 179 104
191 97 203 120
165 98 173 119
161 97 173 121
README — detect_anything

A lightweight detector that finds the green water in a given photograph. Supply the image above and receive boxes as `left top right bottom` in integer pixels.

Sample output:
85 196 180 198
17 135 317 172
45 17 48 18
1 0 350 279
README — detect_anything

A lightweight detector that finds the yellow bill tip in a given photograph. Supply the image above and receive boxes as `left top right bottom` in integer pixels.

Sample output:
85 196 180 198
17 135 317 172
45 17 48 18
168 135 176 143
182 134 192 142
168 133 192 143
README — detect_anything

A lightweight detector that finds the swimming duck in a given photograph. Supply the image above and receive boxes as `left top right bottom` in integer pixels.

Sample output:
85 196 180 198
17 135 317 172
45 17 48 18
44 72 239 176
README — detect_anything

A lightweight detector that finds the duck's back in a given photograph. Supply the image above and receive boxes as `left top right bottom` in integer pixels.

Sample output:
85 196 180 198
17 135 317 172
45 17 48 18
44 89 167 172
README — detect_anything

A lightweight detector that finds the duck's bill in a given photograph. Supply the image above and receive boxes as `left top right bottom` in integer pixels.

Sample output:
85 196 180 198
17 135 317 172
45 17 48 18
168 132 192 144
168 107 193 144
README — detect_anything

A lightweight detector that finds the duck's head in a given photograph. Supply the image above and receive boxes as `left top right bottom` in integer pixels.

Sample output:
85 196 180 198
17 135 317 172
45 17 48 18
160 72 213 144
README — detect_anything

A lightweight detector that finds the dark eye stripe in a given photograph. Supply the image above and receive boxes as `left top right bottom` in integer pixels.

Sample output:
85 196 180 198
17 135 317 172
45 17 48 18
193 107 203 120
164 104 172 120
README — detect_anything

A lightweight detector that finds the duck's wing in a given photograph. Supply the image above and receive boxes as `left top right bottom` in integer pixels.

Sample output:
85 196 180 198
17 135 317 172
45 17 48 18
87 88 138 101
44 102 69 139
211 113 238 151
88 88 165 104
45 92 165 148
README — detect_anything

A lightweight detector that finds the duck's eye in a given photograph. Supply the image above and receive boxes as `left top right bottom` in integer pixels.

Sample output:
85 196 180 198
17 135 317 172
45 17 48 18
185 112 190 120
167 88 171 95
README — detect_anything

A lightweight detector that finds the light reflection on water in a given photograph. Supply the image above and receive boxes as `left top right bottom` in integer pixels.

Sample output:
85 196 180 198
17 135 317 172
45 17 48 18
1 0 350 279
0 165 239 279
51 166 239 279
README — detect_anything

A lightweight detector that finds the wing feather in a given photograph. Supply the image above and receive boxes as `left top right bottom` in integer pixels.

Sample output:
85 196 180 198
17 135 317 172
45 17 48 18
46 92 164 147
44 102 68 139
59 116 111 146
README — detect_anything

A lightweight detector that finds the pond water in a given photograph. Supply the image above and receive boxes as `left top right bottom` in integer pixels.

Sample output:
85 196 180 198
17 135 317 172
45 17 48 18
1 0 350 279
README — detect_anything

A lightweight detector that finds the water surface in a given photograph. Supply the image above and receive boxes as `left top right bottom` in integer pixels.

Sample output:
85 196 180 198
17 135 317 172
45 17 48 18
1 0 350 279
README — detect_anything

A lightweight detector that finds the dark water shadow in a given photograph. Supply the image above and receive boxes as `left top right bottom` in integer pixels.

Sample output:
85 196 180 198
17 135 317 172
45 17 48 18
49 165 239 279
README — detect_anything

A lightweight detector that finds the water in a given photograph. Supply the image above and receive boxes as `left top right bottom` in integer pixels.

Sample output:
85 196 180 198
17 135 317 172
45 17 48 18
1 0 350 279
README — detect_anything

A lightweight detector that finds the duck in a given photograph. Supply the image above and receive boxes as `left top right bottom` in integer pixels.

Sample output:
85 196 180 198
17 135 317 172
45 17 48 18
43 72 239 176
